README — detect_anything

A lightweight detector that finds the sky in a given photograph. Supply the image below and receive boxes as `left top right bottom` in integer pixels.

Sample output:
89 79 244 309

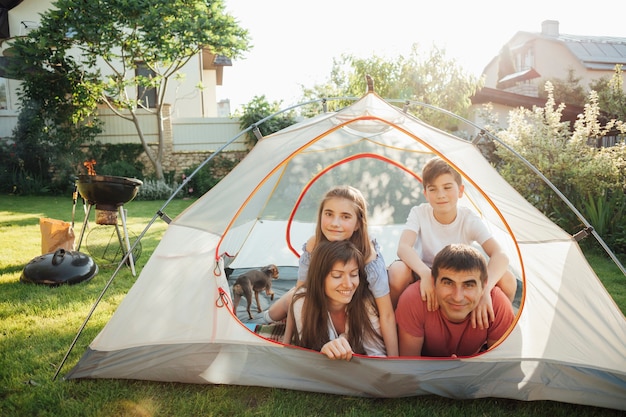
217 0 625 113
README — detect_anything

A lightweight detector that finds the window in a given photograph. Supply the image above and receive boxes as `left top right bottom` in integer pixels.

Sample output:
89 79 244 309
135 63 157 108
515 47 535 72
0 78 8 110
523 48 534 70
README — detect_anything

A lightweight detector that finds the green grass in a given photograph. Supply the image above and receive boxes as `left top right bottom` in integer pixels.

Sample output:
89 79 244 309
1 196 624 417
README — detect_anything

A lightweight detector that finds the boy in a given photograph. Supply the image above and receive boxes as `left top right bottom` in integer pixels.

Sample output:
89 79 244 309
396 244 514 357
388 157 516 329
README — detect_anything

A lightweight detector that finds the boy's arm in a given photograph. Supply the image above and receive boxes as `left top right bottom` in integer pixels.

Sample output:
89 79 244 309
397 230 437 311
472 238 510 329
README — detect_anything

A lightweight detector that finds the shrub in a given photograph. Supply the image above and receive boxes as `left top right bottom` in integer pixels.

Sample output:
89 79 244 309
135 179 184 201
491 83 626 254
84 143 145 178
96 160 144 180
182 154 242 197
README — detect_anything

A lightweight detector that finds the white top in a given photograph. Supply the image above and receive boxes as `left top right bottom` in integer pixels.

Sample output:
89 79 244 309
405 203 492 267
292 289 386 357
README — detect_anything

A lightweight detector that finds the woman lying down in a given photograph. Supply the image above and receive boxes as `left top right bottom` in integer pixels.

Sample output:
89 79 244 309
286 240 386 361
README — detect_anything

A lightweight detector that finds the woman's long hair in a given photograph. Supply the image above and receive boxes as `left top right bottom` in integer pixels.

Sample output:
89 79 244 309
291 240 379 354
313 186 372 262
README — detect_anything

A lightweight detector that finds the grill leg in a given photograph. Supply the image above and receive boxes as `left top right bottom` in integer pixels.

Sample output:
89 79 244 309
118 205 136 276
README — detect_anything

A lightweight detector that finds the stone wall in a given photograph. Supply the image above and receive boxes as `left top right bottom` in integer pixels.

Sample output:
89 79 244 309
138 146 247 180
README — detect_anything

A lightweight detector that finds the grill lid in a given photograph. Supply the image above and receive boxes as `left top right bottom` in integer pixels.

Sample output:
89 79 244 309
20 249 98 286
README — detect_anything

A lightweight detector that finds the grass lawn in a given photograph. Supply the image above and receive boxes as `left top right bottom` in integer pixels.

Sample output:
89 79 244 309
1 195 624 417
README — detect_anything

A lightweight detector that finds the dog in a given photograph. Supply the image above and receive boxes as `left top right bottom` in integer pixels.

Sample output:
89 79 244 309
232 264 279 320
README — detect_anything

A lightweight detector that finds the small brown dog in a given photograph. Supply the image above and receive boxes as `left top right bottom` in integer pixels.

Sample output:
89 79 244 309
232 264 279 320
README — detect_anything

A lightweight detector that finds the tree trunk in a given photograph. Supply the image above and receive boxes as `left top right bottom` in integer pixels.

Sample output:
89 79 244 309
130 109 164 180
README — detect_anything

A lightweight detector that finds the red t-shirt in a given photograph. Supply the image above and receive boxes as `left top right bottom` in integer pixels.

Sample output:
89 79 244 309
396 281 514 357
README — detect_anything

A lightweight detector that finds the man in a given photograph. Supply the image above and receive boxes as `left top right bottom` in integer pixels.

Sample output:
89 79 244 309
396 244 515 357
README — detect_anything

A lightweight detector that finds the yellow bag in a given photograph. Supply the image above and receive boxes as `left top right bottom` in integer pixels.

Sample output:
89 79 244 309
39 218 75 254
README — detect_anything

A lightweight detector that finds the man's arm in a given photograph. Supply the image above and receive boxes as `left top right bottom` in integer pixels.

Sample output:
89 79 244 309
398 327 424 356
485 287 515 349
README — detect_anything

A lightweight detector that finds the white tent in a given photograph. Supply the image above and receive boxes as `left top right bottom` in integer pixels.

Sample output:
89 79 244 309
64 92 626 411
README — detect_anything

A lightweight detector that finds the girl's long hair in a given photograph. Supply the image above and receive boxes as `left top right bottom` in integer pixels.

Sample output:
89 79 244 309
313 186 372 262
291 240 379 354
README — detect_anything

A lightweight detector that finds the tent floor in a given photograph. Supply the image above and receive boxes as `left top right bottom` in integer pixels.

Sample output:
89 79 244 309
227 266 298 324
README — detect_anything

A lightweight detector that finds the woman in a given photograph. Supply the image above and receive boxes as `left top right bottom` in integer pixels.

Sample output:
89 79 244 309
289 240 385 360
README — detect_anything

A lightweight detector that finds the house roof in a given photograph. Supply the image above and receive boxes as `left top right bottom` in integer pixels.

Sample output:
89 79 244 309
483 21 626 76
518 27 626 71
559 35 626 70
498 67 541 85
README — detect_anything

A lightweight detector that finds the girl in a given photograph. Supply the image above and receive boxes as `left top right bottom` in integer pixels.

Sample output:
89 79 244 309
289 240 385 360
264 185 398 356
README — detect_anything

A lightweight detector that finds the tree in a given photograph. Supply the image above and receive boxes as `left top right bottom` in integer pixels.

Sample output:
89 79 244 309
590 64 626 122
237 95 296 148
300 44 483 132
496 45 516 88
539 67 588 106
10 0 250 180
6 27 103 193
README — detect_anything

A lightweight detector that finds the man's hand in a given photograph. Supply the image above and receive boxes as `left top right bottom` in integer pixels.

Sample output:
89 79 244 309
471 290 494 329
321 335 354 361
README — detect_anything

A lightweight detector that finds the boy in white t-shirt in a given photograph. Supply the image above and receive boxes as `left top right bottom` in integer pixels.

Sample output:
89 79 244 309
388 157 516 329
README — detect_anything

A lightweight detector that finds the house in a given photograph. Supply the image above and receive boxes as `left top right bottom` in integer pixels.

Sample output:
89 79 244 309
0 0 246 175
471 20 626 136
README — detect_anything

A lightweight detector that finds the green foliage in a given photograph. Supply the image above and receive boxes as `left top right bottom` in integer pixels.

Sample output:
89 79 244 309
299 44 483 132
582 191 626 252
7 19 103 193
1 63 102 195
0 117 50 195
7 169 51 195
237 95 297 147
85 143 145 179
491 82 626 253
590 65 626 122
496 45 516 85
539 68 588 106
182 153 242 197
135 179 184 200
95 161 143 179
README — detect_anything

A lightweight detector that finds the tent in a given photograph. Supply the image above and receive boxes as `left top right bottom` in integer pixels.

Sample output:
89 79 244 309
62 91 626 411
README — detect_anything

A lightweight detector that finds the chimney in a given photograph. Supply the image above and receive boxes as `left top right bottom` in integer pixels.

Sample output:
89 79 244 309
541 20 559 37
